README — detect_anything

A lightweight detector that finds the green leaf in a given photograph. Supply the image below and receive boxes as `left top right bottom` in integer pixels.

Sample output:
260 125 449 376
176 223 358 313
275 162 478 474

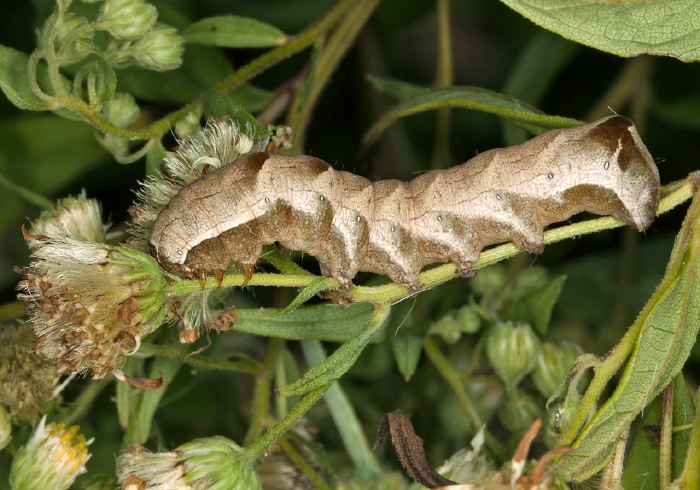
203 90 268 138
672 388 700 487
263 277 337 316
260 247 314 276
86 57 116 106
365 74 427 100
360 86 582 153
301 340 381 476
502 275 567 336
145 140 166 176
556 192 700 481
500 0 700 61
233 303 376 342
672 373 696 480
0 45 66 111
182 15 287 48
621 393 662 490
391 334 423 381
277 306 390 397
123 354 183 446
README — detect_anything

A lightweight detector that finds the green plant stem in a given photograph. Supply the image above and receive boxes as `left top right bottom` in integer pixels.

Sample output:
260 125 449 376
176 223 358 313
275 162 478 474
243 383 331 461
288 0 381 151
555 176 698 448
244 338 285 447
675 388 700 486
134 343 263 374
34 0 358 143
302 339 382 477
278 436 331 490
423 337 508 460
660 383 674 489
58 378 112 425
431 0 453 169
555 311 645 447
0 301 26 322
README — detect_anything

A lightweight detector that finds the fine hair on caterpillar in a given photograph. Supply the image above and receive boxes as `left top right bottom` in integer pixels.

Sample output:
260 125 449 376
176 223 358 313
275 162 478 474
148 115 660 291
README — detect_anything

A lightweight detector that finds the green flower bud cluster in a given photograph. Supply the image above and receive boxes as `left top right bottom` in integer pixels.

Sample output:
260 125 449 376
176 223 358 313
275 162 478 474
428 305 481 344
38 0 184 72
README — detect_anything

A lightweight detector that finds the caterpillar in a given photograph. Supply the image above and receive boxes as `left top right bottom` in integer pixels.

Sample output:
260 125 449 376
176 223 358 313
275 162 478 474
149 115 660 291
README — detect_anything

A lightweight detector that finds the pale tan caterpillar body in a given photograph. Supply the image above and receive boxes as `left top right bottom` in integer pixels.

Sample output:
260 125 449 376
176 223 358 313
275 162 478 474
149 115 660 290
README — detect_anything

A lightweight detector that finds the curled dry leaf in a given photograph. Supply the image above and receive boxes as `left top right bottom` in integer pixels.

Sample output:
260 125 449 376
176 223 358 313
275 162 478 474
112 369 164 391
374 409 457 488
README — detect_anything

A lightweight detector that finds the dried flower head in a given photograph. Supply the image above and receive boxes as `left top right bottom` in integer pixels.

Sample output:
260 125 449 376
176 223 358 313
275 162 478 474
0 321 61 424
117 437 260 489
28 192 107 246
17 195 168 381
17 239 167 380
10 416 92 490
127 119 270 335
129 118 270 247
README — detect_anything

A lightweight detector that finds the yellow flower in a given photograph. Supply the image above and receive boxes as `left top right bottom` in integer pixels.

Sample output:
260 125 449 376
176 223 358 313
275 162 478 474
10 416 92 490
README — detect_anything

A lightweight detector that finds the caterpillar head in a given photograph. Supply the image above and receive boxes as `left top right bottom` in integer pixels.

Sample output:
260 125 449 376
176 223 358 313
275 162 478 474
580 115 660 231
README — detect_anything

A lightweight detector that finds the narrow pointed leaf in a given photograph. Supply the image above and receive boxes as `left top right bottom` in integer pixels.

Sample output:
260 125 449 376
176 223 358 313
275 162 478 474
361 87 582 153
277 306 390 397
182 15 287 48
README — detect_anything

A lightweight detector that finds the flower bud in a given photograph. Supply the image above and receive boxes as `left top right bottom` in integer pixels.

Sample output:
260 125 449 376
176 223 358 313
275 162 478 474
544 392 583 447
531 342 582 398
118 436 260 489
174 111 202 140
428 305 481 344
53 12 93 65
103 92 140 128
131 23 184 71
10 417 91 490
99 0 157 40
486 322 541 393
497 393 542 433
507 266 549 302
470 264 507 297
